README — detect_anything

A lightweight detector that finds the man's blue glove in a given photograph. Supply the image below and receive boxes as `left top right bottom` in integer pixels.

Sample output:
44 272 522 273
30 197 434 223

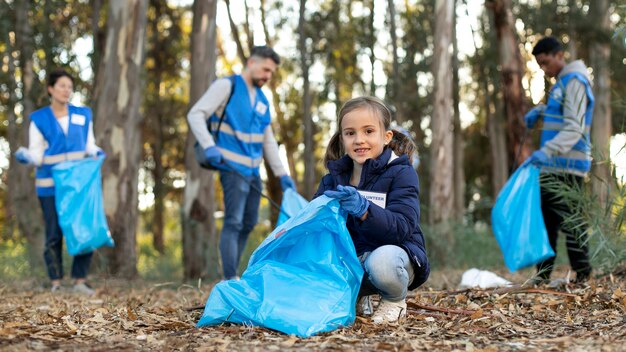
279 175 295 191
15 147 32 165
204 146 223 167
529 150 549 165
524 104 545 129
324 185 369 218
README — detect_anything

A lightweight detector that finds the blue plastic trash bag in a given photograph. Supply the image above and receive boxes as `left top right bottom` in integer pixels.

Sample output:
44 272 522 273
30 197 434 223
277 188 309 226
491 162 554 272
197 196 364 337
52 156 114 256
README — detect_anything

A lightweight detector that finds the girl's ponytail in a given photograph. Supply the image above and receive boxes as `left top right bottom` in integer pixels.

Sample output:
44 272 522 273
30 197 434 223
388 130 417 164
324 131 344 166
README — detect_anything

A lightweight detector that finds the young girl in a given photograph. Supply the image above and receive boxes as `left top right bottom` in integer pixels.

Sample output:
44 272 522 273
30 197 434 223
314 96 429 324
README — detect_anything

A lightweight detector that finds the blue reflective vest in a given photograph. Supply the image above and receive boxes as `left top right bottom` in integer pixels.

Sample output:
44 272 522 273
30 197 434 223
540 72 594 175
208 75 271 177
31 105 91 196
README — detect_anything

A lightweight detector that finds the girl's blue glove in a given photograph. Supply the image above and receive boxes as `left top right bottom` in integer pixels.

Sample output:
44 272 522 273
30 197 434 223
324 185 369 218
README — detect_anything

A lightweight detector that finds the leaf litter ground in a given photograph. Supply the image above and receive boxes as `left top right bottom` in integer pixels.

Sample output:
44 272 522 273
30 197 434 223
1 267 624 351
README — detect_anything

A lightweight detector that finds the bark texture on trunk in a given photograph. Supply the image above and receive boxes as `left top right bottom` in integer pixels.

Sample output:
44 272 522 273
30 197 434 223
182 0 219 280
94 0 148 278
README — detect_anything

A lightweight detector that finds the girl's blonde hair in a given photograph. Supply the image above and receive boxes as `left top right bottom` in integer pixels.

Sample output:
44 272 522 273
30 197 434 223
324 96 416 166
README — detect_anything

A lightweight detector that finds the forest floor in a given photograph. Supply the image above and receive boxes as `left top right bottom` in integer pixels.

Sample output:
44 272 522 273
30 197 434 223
1 267 625 352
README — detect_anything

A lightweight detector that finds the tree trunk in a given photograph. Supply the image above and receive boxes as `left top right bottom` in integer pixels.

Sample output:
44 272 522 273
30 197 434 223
182 0 219 281
451 0 465 220
429 0 454 232
588 0 613 205
299 0 315 199
9 0 45 272
224 0 247 62
388 0 400 119
146 0 166 255
258 0 294 214
481 8 508 195
93 0 148 278
366 0 376 96
567 0 577 60
487 0 531 168
91 0 106 107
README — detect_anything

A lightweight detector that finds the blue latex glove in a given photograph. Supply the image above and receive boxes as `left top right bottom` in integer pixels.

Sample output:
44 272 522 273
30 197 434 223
88 149 107 158
280 175 295 191
15 147 32 165
204 146 224 167
324 185 369 218
528 150 549 165
524 105 545 129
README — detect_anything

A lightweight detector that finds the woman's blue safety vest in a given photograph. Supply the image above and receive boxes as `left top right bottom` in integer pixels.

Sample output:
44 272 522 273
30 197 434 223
208 75 272 177
31 105 91 196
540 72 594 175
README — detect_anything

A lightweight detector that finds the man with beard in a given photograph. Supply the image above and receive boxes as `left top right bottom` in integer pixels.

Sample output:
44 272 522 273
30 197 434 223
187 46 295 280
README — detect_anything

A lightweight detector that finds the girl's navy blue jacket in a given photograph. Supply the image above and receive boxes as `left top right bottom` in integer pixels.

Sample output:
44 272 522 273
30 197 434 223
314 148 429 289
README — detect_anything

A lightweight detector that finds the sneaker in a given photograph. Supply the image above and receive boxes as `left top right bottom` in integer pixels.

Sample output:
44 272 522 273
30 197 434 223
574 271 591 284
51 284 63 293
73 282 95 296
356 296 373 317
371 299 407 324
527 276 549 286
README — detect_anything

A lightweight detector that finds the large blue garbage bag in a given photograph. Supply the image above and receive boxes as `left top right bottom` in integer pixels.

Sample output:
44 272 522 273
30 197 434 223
197 196 364 337
491 162 554 272
52 156 114 256
277 188 309 226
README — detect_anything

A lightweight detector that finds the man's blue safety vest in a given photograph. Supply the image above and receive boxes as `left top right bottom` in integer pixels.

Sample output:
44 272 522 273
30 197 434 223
208 74 272 177
31 105 91 196
540 72 594 175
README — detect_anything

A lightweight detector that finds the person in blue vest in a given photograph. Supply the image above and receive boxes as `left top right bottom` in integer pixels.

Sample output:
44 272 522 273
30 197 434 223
187 46 295 281
314 96 429 324
525 36 594 283
14 69 104 294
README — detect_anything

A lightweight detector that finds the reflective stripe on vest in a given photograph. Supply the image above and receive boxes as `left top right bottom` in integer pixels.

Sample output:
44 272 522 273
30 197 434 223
42 151 86 165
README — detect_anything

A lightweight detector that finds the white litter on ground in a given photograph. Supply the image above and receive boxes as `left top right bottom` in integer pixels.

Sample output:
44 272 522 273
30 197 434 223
459 268 513 289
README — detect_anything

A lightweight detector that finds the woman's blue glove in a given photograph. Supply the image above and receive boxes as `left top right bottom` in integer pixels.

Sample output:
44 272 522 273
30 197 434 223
524 104 545 128
528 150 549 165
15 147 32 165
280 175 295 191
324 185 369 218
88 149 107 158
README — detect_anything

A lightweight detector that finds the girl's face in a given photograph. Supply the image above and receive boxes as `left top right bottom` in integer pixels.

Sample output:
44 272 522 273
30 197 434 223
341 107 392 165
48 76 73 105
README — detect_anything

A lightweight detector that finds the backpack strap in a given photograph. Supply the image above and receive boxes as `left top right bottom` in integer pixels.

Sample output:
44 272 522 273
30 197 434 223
207 75 236 142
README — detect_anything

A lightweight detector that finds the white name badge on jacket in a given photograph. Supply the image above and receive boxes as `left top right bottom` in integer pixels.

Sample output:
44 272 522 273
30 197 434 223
255 101 268 115
71 114 86 126
357 190 387 209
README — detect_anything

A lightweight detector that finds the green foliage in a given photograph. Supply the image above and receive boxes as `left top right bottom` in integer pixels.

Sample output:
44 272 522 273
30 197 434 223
423 222 504 270
543 170 626 274
0 238 35 280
